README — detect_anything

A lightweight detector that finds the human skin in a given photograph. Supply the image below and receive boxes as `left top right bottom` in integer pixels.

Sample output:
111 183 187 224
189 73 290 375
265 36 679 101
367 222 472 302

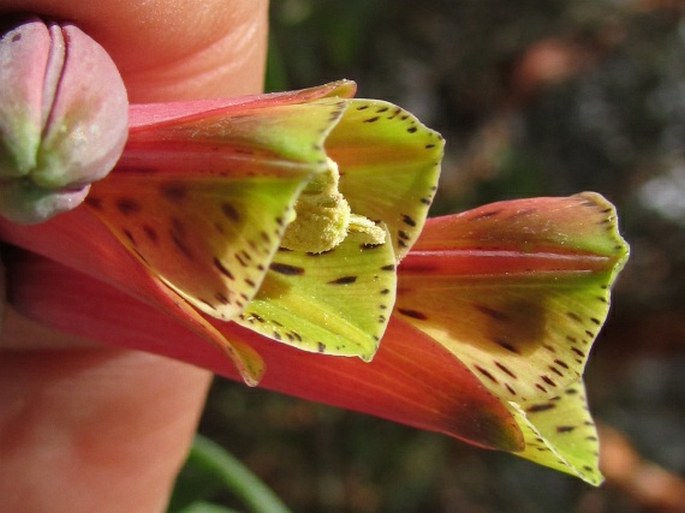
0 2 268 512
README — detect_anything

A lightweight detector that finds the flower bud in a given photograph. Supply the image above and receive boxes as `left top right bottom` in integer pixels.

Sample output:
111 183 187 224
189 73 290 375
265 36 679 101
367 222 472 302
0 17 128 223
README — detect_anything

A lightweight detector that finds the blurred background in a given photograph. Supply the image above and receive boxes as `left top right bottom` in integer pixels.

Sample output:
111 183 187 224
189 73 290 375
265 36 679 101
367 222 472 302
187 1 685 511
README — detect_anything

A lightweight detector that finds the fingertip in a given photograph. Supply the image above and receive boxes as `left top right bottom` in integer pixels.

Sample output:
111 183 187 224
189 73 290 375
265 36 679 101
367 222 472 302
0 0 269 99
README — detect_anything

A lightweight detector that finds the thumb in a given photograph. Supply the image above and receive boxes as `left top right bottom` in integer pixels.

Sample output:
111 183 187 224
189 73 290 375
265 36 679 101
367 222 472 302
0 0 269 101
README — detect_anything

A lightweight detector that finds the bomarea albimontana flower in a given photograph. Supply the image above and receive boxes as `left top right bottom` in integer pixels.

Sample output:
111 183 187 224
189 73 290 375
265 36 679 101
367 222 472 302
0 18 628 485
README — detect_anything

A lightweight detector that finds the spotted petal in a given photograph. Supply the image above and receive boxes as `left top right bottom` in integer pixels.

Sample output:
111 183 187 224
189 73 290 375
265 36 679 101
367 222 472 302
6 251 522 452
237 228 396 359
0 208 267 382
1 81 443 376
394 193 627 480
509 381 602 485
397 193 628 402
87 97 349 321
328 99 443 260
233 94 443 358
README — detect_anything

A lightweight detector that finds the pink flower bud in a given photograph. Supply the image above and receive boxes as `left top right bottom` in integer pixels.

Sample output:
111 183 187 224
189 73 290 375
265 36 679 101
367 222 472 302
0 17 128 223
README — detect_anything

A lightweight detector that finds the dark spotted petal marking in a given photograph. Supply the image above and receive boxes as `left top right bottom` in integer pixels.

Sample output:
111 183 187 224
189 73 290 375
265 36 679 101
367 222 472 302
326 98 443 261
270 262 305 276
508 381 603 485
88 173 303 321
396 193 629 402
392 193 627 483
236 227 396 360
87 98 349 321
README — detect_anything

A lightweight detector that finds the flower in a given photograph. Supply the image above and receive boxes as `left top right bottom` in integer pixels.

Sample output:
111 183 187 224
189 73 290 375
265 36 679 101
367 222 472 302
0 20 628 485
3 78 447 381
3 191 627 484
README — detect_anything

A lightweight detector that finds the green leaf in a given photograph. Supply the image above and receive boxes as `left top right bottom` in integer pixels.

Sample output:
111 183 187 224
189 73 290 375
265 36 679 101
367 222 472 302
176 502 244 513
237 227 397 360
172 435 293 513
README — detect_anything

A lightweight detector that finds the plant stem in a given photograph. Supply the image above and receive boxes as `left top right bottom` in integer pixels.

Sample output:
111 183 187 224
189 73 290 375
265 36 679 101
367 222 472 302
190 435 293 513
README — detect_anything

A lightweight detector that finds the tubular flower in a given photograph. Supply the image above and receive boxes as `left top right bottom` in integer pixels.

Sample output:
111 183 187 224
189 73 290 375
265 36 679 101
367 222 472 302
0 22 628 486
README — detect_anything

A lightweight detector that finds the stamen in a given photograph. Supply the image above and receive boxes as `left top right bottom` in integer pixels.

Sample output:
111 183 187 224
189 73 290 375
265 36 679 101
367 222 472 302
281 158 385 252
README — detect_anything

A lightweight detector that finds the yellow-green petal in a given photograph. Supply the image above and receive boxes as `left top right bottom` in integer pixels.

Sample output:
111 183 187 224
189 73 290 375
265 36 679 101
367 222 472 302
508 381 603 485
237 227 396 360
327 98 443 260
